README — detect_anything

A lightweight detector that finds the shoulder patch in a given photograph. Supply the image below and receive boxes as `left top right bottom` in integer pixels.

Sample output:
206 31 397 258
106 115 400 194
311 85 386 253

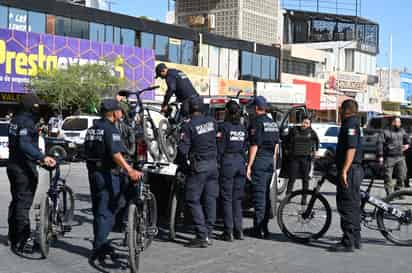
112 133 121 141
19 128 28 136
348 129 357 136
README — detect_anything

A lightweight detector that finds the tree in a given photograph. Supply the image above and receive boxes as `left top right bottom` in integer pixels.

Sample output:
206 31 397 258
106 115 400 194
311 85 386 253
29 62 126 115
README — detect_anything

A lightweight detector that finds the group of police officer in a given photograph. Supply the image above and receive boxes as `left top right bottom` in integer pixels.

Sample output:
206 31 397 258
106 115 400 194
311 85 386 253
6 62 370 261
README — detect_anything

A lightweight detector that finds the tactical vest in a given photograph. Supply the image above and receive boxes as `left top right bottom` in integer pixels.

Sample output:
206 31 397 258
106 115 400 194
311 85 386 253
292 128 313 156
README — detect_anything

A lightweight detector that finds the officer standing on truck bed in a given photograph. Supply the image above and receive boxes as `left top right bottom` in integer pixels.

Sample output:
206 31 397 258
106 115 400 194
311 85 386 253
378 116 410 195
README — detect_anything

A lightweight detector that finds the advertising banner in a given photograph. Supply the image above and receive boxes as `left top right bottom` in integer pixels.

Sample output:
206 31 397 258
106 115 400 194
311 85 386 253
217 79 253 96
0 28 156 99
256 82 306 104
155 61 210 97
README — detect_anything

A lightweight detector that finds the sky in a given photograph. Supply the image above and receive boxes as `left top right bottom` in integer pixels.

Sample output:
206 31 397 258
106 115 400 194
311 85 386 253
112 0 411 71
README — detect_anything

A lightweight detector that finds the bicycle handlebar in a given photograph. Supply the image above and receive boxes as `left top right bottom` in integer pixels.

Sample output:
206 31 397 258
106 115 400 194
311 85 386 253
118 85 160 97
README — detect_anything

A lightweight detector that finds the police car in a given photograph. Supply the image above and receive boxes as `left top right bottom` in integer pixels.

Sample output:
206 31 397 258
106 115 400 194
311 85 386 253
311 123 340 157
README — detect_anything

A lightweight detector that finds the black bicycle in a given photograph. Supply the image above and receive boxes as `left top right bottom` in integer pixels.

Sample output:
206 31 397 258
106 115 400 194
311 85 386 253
126 161 161 273
35 160 75 258
277 150 412 246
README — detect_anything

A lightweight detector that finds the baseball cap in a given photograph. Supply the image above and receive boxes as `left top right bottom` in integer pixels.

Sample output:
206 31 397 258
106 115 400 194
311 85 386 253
100 99 122 113
155 63 167 79
189 96 204 114
251 96 269 109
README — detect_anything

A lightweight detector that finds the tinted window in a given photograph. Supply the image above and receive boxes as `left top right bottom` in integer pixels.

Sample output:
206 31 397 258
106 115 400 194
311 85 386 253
270 56 278 80
155 35 168 61
105 25 113 43
369 118 390 130
114 27 121 44
55 16 71 36
28 11 45 33
8 7 27 31
325 126 340 137
0 5 7 28
181 40 194 65
71 19 89 39
241 51 252 80
62 118 88 131
261 55 270 80
168 38 181 63
0 123 9 136
121 28 135 46
90 22 105 42
141 32 154 49
252 54 261 78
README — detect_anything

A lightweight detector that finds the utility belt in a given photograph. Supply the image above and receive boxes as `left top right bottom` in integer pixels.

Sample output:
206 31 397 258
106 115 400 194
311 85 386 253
86 160 121 176
189 153 217 173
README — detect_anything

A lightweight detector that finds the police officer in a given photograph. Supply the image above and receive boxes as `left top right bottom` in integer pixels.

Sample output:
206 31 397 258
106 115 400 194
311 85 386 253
217 100 247 242
330 99 363 252
378 117 410 195
7 93 56 254
85 99 143 260
155 63 199 117
178 97 219 248
246 96 279 239
285 116 319 201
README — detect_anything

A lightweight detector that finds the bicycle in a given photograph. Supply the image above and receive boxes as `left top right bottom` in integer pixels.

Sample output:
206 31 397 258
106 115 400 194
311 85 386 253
35 160 75 258
277 150 412 246
125 161 161 273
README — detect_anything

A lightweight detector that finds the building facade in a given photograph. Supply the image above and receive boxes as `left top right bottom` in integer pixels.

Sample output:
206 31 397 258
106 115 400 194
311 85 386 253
175 0 282 46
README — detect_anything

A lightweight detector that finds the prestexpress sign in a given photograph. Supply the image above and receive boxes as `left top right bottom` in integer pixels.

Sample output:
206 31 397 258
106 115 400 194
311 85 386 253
0 28 155 99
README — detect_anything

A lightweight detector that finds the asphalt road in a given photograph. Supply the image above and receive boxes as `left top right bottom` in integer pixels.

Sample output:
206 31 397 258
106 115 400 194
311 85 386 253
0 163 411 273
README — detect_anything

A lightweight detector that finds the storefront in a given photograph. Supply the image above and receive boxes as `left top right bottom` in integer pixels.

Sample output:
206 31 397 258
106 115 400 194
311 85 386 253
256 82 306 110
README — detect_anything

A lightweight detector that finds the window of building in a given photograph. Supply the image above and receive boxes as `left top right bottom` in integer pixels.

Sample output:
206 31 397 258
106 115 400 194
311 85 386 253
181 40 194 65
155 35 169 61
55 16 71 36
252 54 261 79
28 11 45 33
283 59 315 77
168 38 181 63
105 25 113 43
241 51 253 80
121 28 135 46
261 55 270 80
0 5 7 28
8 7 27 32
114 27 121 45
46 15 55 34
141 32 154 49
71 19 89 39
270 57 278 81
90 22 105 42
345 49 354 72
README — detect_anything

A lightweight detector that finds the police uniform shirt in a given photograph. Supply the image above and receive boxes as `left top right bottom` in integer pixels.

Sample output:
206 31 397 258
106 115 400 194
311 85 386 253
85 118 125 169
178 115 217 161
163 69 198 107
217 121 247 158
336 116 363 170
249 114 279 157
8 112 45 163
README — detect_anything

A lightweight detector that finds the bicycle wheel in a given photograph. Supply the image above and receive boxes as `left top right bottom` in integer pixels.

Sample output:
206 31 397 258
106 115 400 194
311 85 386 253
127 203 142 273
143 117 161 161
376 190 412 246
158 119 178 162
58 185 75 225
277 190 332 243
38 195 52 258
145 192 158 248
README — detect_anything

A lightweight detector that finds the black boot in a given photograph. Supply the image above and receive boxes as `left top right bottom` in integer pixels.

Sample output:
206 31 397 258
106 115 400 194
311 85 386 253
328 242 354 253
218 232 234 242
186 238 208 248
234 230 244 240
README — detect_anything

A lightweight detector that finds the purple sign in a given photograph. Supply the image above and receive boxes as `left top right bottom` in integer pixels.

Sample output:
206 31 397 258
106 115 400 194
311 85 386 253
0 28 156 99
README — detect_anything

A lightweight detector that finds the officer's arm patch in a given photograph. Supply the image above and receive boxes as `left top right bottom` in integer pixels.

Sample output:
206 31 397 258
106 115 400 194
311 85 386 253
112 133 121 141
216 132 223 139
19 128 28 136
348 129 357 136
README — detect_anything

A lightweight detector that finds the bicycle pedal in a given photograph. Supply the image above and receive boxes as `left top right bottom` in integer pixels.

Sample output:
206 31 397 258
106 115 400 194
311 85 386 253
62 225 72 233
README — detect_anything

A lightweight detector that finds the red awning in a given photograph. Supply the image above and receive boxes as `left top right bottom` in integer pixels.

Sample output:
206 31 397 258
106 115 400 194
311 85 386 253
293 79 321 110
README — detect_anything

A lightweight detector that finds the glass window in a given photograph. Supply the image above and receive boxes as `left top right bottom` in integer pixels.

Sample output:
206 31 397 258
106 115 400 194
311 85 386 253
114 27 121 44
241 51 252 80
181 40 194 65
209 46 220 76
168 38 181 63
8 7 27 31
252 54 261 78
46 15 55 34
155 35 169 61
141 32 154 49
0 5 8 29
261 55 270 80
28 11 45 33
90 22 105 42
55 16 71 36
121 28 135 46
219 48 229 79
71 19 89 39
325 127 340 137
270 57 277 81
105 25 113 43
62 118 88 131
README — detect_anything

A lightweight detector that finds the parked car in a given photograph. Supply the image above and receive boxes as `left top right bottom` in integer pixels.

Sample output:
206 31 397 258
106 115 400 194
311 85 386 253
311 123 340 157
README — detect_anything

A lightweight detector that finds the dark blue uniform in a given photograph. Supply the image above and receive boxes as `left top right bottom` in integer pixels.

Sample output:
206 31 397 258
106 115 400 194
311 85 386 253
85 118 124 251
162 69 199 116
7 112 45 246
178 114 218 240
335 116 363 248
249 114 279 234
217 121 247 235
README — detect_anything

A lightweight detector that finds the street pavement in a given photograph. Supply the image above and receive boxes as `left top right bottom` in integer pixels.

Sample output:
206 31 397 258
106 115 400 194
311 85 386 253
0 162 411 273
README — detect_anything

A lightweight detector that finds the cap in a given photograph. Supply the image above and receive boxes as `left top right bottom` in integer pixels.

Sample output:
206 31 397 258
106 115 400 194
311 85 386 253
100 99 122 113
21 93 42 110
251 96 268 109
155 63 167 79
189 96 204 114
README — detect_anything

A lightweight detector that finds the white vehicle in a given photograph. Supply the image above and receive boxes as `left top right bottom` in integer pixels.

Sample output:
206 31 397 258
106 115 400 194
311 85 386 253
60 115 100 145
311 123 340 157
0 119 46 165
